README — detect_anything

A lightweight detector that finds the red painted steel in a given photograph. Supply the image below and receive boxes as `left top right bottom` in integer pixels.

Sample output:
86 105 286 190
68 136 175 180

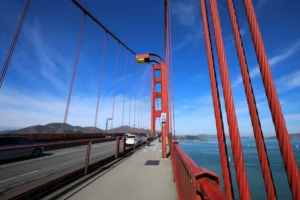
123 137 126 153
115 136 120 159
226 0 277 199
111 43 120 130
151 65 155 133
0 0 31 88
243 1 300 198
94 32 108 133
85 141 92 175
171 140 228 200
207 0 251 198
62 13 86 134
199 0 234 198
0 138 113 152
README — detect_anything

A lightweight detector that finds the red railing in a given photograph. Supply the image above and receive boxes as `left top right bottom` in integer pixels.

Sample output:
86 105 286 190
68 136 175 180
2 133 127 143
170 137 228 200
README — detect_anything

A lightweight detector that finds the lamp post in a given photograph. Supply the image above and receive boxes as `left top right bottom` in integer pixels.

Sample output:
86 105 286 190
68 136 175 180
106 118 113 135
136 53 168 159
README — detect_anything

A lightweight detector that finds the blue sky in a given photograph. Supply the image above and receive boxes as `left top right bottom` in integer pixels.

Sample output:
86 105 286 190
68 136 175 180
0 0 299 136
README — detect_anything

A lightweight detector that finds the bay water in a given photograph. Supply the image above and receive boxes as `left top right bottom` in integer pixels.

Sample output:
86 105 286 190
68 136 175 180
179 138 300 200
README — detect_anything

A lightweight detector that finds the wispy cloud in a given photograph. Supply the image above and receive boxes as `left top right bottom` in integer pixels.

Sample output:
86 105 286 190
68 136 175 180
171 0 198 27
276 69 300 92
172 27 202 52
232 39 300 87
0 87 151 129
255 0 273 11
21 20 71 93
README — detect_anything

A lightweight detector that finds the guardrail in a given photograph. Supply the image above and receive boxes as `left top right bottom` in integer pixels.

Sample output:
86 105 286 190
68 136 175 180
0 137 116 152
2 133 126 142
170 138 228 200
3 136 157 200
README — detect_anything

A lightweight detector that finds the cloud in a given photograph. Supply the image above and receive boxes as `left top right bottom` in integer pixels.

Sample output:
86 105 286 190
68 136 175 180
255 0 273 11
276 70 300 92
0 87 151 130
20 20 71 93
173 91 300 136
232 39 300 87
172 27 202 52
171 0 198 27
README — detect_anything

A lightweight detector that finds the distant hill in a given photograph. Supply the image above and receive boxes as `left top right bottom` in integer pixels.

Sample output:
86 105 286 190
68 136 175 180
266 133 300 140
0 123 151 134
108 125 150 133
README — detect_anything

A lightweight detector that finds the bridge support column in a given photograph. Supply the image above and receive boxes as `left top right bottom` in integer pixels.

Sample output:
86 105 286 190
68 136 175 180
136 54 169 159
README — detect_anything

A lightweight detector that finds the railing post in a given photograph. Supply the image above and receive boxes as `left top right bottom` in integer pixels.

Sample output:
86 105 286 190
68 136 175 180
115 136 120 159
172 141 178 182
168 134 172 157
85 141 92 175
123 136 126 154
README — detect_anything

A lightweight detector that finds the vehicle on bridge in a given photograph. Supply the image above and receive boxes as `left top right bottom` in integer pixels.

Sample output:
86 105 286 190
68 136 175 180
0 136 44 161
124 133 143 146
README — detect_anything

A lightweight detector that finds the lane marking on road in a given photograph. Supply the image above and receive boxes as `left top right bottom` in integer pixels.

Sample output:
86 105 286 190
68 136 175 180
19 170 39 177
0 176 17 183
0 170 39 184
153 143 159 151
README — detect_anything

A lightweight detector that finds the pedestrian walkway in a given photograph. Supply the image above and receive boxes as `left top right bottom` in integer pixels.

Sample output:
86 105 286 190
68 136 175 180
55 139 177 200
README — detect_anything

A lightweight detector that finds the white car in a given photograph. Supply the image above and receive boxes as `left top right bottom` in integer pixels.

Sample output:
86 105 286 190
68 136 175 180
124 133 142 146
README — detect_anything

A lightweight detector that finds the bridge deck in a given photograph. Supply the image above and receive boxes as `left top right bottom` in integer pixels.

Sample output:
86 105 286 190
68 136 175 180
48 139 177 200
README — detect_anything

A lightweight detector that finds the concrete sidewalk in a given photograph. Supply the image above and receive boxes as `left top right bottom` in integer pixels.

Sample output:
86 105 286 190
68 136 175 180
59 139 177 200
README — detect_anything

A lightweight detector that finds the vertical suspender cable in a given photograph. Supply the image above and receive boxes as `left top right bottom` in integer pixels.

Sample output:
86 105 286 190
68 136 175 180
243 0 300 198
94 32 108 133
168 0 176 137
208 0 251 198
128 56 134 130
111 43 120 130
0 0 31 88
199 0 234 199
121 50 128 129
62 13 86 134
227 0 277 199
134 62 138 133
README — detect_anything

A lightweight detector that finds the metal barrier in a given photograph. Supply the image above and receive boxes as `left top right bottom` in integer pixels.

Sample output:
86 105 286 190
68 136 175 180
2 133 126 142
0 137 115 152
171 139 228 200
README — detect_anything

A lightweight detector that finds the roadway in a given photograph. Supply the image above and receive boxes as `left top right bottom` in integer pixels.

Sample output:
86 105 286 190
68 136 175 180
0 140 121 199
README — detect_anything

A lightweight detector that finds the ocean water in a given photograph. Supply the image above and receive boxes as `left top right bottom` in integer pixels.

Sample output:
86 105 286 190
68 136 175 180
179 138 300 200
